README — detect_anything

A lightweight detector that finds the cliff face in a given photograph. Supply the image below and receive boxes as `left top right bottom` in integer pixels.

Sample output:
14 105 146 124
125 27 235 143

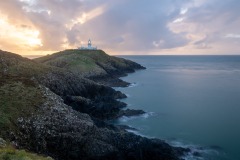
0 50 189 160
0 50 127 120
16 85 187 160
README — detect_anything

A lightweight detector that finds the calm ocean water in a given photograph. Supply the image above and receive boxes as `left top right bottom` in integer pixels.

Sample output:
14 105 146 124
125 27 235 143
114 56 240 160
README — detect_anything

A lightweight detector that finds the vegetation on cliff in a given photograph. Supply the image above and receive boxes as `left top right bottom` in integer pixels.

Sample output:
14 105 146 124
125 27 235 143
0 77 43 137
35 49 145 75
35 49 145 87
0 146 52 160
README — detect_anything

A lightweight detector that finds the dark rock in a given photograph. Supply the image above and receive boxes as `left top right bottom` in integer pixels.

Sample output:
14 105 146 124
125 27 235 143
92 120 138 132
117 109 146 118
89 75 130 87
15 87 189 160
0 138 6 148
36 70 128 120
193 151 202 157
113 90 127 99
65 95 127 120
92 118 122 131
115 125 138 131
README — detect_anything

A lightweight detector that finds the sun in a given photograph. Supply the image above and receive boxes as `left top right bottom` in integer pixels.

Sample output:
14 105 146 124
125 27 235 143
21 30 43 47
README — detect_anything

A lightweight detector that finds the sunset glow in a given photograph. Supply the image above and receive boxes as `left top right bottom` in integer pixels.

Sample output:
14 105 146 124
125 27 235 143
0 0 240 55
0 14 42 53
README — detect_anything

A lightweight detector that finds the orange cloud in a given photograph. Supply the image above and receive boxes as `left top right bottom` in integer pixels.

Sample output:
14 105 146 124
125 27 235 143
0 13 43 54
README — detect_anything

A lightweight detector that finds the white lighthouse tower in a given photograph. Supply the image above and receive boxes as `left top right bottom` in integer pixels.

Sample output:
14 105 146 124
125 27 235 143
88 39 92 48
79 39 97 50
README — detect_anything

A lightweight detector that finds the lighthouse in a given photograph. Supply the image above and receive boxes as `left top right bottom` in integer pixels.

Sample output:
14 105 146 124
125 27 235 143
78 39 97 50
88 39 92 48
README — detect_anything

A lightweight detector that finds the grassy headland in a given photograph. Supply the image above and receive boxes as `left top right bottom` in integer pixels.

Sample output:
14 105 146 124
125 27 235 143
35 49 145 86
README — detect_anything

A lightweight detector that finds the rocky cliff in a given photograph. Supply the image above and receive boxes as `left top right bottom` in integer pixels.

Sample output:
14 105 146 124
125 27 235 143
0 50 136 120
0 50 189 160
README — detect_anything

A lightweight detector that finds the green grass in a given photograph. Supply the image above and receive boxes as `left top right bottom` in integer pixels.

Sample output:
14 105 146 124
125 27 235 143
35 50 109 73
0 77 44 137
34 49 134 76
0 145 52 160
0 49 61 79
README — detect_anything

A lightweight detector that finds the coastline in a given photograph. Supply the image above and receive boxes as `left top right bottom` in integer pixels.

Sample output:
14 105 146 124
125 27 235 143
0 49 190 160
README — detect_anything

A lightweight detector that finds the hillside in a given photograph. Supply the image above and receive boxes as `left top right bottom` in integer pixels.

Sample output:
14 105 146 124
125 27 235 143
35 49 145 87
0 50 128 120
0 50 189 160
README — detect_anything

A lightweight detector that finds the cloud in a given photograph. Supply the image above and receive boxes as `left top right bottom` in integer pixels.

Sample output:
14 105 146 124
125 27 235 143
225 34 240 39
0 0 190 54
168 0 240 53
72 0 190 53
0 0 240 55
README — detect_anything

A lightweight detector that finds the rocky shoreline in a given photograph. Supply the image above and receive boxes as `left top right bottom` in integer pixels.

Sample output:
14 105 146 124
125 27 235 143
0 49 190 160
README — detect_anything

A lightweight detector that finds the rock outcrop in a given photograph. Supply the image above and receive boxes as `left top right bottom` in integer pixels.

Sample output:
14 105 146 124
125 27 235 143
117 109 146 118
0 138 6 148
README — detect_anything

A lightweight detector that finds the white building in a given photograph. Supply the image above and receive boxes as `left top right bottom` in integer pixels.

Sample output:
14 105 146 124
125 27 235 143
78 39 97 50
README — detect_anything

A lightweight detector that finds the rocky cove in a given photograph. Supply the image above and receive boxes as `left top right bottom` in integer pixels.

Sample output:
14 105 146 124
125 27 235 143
0 49 190 160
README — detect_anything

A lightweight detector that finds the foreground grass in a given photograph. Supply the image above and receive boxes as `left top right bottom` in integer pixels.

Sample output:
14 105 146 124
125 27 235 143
0 146 52 160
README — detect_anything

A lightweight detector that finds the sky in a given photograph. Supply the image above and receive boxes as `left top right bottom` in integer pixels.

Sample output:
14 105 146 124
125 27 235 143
0 0 240 55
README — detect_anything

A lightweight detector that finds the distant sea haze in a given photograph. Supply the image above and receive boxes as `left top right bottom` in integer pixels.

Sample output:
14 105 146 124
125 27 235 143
24 55 45 59
115 55 240 160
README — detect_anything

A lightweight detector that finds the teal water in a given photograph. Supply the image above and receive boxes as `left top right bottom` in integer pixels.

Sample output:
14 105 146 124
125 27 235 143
114 56 240 160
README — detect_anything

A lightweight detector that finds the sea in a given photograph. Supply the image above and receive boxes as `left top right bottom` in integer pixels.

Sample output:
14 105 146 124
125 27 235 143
113 55 240 160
